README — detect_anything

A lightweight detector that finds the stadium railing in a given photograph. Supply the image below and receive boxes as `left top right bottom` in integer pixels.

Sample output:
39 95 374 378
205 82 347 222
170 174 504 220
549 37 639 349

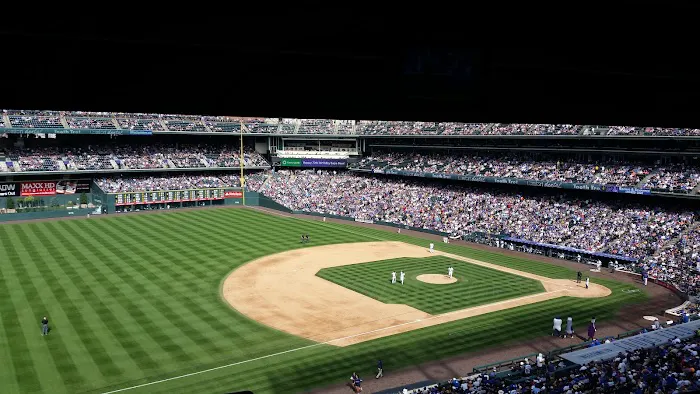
471 327 645 375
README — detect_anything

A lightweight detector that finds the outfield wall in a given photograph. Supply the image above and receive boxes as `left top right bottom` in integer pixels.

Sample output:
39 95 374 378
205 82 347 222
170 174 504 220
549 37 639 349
0 208 95 222
0 193 92 208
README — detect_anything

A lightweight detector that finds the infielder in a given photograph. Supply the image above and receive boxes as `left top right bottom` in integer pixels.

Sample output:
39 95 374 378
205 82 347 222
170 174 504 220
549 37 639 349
400 271 405 285
429 243 434 253
448 266 454 279
391 271 397 284
585 277 590 289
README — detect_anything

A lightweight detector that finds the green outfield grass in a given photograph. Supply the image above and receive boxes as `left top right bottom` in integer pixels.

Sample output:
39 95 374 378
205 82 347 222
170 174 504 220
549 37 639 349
0 208 648 394
317 255 545 314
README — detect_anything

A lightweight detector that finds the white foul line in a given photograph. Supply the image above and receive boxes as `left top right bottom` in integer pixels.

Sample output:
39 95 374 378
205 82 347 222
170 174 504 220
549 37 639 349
99 315 427 393
101 288 564 393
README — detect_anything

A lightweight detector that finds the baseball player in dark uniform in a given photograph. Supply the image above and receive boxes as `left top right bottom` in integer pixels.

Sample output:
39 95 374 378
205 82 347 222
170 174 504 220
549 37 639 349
41 316 49 336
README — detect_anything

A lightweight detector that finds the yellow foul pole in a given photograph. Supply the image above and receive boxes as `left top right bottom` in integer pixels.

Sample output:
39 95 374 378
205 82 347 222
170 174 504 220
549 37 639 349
240 121 246 206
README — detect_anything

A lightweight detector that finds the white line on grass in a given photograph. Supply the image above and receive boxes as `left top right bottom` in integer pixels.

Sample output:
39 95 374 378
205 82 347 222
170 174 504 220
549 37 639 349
99 319 415 393
102 288 565 393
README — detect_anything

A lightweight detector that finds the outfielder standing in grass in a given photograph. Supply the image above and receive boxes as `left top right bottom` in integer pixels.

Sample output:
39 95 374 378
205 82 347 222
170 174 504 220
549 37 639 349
41 316 49 336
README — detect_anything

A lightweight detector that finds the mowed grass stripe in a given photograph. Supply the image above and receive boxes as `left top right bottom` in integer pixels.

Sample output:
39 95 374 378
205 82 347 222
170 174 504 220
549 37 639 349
31 221 162 374
31 222 161 383
0 287 21 394
97 213 288 351
0 226 68 394
0 248 36 394
89 217 256 355
318 255 545 314
39 222 181 375
190 207 364 255
58 221 215 365
16 224 115 387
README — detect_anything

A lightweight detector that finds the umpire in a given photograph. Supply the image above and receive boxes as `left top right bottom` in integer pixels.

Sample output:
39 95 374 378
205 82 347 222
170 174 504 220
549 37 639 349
41 316 49 336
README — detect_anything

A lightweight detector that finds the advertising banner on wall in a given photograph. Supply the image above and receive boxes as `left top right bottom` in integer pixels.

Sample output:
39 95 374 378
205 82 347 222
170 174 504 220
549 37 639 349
0 182 19 197
301 158 346 167
56 180 91 195
279 158 302 167
279 158 347 168
0 180 92 197
21 181 57 196
224 190 243 198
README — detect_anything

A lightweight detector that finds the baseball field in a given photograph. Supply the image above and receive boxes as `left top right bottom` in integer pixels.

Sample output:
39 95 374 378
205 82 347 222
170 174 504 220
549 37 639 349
0 207 648 394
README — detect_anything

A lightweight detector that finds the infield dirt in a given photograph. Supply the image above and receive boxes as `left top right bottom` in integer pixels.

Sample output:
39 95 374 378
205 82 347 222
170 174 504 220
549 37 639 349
222 241 610 347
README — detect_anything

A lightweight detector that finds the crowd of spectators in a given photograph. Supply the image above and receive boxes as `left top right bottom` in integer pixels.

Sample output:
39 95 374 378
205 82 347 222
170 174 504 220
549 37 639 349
95 174 246 193
351 152 700 193
617 224 700 297
416 333 700 393
645 164 700 193
607 126 700 136
248 170 696 259
296 119 335 134
8 115 63 129
3 147 64 171
117 118 166 131
440 123 493 135
66 117 117 130
162 120 207 132
487 124 580 135
0 145 269 172
6 109 700 137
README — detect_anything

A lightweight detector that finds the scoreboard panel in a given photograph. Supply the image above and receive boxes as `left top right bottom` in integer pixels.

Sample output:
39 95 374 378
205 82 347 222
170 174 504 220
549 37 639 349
113 188 227 206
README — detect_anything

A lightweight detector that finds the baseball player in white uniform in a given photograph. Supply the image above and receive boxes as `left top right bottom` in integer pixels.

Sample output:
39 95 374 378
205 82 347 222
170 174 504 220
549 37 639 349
400 271 405 285
391 271 397 284
429 243 434 253
585 277 590 289
448 266 454 279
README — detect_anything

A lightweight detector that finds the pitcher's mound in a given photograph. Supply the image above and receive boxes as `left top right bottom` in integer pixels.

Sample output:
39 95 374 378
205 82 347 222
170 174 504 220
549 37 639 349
416 274 457 284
